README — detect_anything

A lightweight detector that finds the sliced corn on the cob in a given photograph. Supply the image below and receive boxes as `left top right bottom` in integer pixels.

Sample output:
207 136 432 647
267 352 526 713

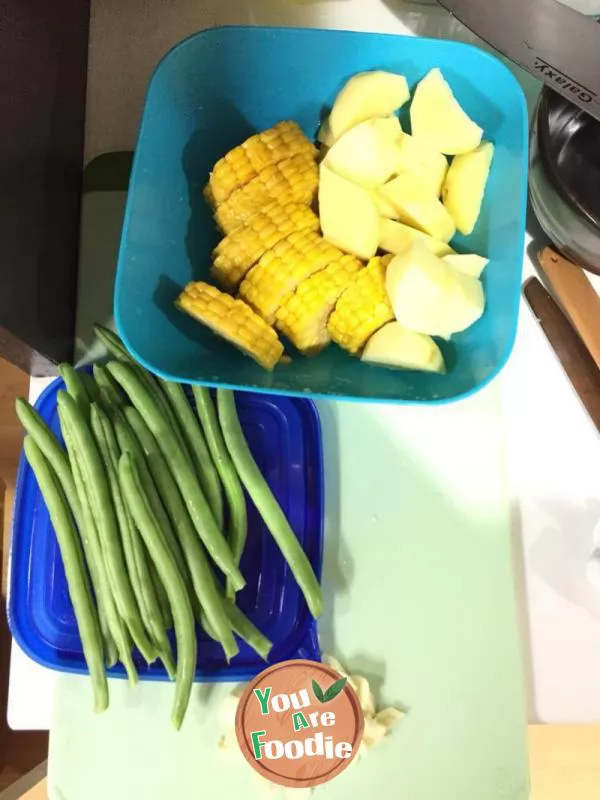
176 281 283 370
203 183 216 208
239 230 342 324
328 255 394 354
275 255 364 354
214 154 318 235
206 121 317 207
211 201 320 290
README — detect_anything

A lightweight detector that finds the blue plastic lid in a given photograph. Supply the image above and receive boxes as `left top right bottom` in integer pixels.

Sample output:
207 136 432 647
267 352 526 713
7 376 324 681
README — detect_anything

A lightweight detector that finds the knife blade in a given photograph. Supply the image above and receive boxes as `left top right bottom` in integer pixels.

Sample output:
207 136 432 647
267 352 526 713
523 276 600 431
437 0 600 121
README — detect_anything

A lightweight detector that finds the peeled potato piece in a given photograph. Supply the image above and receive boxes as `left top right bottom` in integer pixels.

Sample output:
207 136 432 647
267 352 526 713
362 321 446 373
380 218 454 258
329 71 410 140
379 172 456 242
386 241 485 336
319 163 379 260
317 116 335 148
324 118 400 188
442 253 489 278
372 189 400 219
375 115 403 141
394 133 449 197
410 68 483 156
318 113 401 152
442 142 494 235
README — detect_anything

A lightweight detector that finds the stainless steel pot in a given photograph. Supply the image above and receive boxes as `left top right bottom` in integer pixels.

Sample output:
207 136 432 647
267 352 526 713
530 86 600 275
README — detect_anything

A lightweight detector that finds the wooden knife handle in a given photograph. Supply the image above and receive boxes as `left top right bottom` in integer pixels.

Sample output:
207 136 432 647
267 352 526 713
524 277 600 432
538 247 600 370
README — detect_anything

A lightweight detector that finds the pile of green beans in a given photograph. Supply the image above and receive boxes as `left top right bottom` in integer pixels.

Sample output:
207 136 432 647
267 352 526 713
16 325 323 729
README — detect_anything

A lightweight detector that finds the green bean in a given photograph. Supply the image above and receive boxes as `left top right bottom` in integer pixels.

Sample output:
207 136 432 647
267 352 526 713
217 390 322 618
91 404 178 675
63 414 137 681
93 364 126 409
23 437 108 712
113 410 188 628
15 398 81 528
152 566 173 631
97 406 176 679
124 406 238 661
119 452 196 730
56 391 156 663
112 413 175 629
88 377 173 632
80 371 104 407
225 602 271 661
15 397 117 667
200 602 271 661
59 364 90 420
93 324 132 363
112 411 192 594
93 327 157 404
160 380 223 528
193 387 247 599
108 362 244 592
150 383 195 470
91 405 143 616
93 326 192 461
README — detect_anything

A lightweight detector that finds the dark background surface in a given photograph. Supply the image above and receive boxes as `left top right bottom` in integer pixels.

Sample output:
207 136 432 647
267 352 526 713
0 0 90 374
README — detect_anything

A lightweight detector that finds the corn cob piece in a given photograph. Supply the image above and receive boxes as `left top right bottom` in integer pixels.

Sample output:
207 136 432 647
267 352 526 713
203 184 216 208
239 230 342 324
215 154 318 235
176 281 283 370
275 255 364 354
206 121 317 207
328 255 394 355
211 201 320 290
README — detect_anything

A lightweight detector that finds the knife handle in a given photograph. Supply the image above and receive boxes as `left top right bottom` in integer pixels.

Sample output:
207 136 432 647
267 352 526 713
524 277 600 432
537 247 600 370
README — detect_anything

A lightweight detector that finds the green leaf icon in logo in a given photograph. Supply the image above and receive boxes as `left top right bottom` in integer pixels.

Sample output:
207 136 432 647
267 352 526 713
323 677 347 702
312 676 347 703
312 679 325 703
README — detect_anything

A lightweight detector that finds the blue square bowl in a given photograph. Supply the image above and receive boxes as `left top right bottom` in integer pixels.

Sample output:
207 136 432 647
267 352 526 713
115 26 528 404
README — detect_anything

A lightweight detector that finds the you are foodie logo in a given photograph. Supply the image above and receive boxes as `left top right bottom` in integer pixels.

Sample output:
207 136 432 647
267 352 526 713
236 659 364 788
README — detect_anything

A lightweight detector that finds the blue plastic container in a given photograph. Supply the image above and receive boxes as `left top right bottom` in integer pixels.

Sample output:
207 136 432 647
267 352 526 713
7 376 323 681
115 26 528 404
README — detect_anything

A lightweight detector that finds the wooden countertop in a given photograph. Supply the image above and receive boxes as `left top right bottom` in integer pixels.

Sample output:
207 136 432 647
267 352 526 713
528 724 600 799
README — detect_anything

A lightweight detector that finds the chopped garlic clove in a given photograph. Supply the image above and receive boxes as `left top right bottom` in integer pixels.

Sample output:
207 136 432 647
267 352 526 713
363 716 388 749
375 706 405 731
218 693 241 728
218 729 239 752
349 674 375 717
321 653 348 678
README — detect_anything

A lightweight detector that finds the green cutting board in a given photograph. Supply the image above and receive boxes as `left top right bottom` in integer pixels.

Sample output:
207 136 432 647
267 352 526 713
48 394 529 800
47 157 528 800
